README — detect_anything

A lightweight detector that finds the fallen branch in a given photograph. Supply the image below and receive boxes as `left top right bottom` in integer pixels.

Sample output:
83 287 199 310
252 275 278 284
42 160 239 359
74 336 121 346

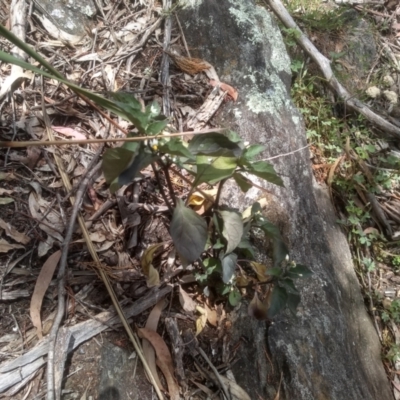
0 285 173 393
265 0 400 139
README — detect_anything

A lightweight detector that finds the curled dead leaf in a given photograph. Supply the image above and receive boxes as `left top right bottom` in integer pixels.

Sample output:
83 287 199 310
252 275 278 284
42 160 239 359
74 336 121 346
141 243 164 287
248 291 269 321
209 79 238 101
30 250 61 339
195 306 208 336
250 261 269 282
179 286 197 313
137 327 180 400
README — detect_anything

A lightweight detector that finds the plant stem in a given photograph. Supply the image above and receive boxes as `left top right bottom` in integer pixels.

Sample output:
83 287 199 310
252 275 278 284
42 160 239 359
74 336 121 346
151 162 173 213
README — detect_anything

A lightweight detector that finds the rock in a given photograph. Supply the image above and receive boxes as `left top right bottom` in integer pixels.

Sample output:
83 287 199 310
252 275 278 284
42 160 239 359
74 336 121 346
178 1 392 399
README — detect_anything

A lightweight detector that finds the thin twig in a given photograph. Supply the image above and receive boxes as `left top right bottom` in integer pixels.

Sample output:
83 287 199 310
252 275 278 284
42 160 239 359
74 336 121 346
46 162 102 400
0 127 227 148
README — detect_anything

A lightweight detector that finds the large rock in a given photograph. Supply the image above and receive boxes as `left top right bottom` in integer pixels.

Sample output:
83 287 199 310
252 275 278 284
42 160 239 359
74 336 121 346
179 1 392 399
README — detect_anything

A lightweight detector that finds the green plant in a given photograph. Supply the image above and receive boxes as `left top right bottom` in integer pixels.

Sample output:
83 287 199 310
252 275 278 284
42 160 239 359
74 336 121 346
0 24 312 318
382 299 400 324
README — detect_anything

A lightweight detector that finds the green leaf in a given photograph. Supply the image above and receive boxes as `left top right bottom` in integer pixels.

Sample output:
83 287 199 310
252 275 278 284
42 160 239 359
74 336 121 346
287 264 313 279
158 138 194 160
170 198 208 263
188 133 242 157
233 172 252 192
146 101 161 117
229 289 242 306
221 253 237 283
246 161 283 186
236 239 255 259
265 267 282 277
251 202 262 216
122 139 140 152
267 286 288 318
118 148 155 185
287 293 301 315
107 92 142 110
102 147 137 184
280 278 299 294
226 130 242 143
273 237 289 268
146 119 168 135
242 144 265 161
194 152 237 185
203 258 221 275
257 219 281 240
219 209 243 254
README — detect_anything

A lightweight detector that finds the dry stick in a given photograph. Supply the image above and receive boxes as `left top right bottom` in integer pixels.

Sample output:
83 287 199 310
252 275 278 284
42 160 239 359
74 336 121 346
46 160 102 400
0 127 226 148
265 0 400 139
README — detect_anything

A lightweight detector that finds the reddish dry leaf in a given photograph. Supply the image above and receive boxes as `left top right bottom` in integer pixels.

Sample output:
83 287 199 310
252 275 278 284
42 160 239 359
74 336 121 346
142 299 167 391
209 79 238 101
137 327 180 400
52 126 87 140
30 250 61 339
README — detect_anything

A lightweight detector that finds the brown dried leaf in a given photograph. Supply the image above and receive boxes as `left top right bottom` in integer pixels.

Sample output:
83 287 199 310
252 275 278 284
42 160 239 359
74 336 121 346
0 218 30 244
137 327 180 400
195 306 207 336
30 250 61 339
178 286 196 313
250 261 269 282
204 303 218 327
0 238 24 253
141 243 162 287
52 126 87 140
248 291 268 321
219 375 251 400
209 79 239 101
143 299 167 391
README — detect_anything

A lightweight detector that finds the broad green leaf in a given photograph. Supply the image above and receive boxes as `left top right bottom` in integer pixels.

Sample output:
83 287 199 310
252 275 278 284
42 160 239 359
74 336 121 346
158 138 194 160
287 264 313 279
228 289 242 306
203 257 221 275
122 139 140 152
170 198 208 263
251 201 262 216
242 144 265 161
280 278 299 294
102 147 136 184
287 293 301 315
219 209 243 254
118 148 156 185
257 219 281 240
246 161 283 186
146 101 161 117
146 119 168 135
267 286 288 318
265 267 282 277
233 172 252 192
107 92 142 110
273 237 289 268
221 253 237 284
194 152 237 185
188 133 242 157
236 239 255 259
226 130 242 143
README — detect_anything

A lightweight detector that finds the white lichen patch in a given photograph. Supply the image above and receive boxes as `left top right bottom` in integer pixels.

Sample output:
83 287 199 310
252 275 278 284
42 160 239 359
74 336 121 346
365 86 380 98
383 90 398 104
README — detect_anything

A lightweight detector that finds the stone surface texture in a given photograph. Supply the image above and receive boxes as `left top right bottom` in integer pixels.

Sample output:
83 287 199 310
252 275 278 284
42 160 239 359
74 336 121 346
179 1 392 399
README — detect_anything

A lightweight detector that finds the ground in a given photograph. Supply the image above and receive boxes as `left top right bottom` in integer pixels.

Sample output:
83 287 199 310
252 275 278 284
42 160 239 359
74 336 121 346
1 0 400 399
